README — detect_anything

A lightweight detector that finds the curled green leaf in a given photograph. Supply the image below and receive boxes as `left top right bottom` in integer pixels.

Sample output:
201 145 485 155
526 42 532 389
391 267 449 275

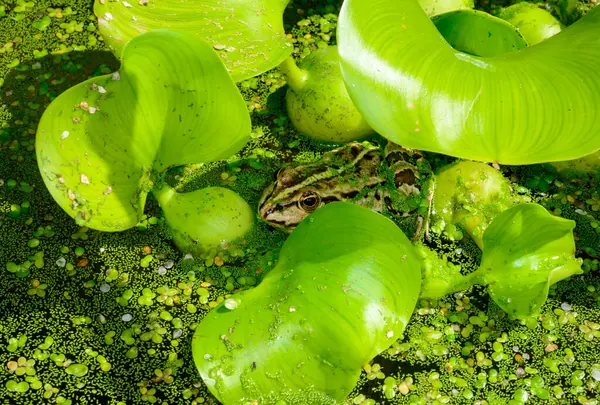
479 203 582 318
193 203 421 404
421 203 582 320
36 30 251 231
338 0 600 164
433 9 528 56
94 0 292 82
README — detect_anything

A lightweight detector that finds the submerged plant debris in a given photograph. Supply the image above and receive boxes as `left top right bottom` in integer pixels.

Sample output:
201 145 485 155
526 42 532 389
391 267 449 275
1 0 599 404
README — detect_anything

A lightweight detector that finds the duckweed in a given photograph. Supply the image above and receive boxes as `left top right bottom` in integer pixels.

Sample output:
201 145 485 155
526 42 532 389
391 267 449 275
1 0 600 404
65 363 88 377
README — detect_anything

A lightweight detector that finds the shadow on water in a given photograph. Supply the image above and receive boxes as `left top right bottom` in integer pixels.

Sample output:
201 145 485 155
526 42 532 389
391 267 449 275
0 49 131 403
0 48 121 271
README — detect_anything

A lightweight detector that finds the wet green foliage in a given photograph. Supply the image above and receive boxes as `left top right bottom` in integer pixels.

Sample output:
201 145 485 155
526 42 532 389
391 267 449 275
1 0 600 404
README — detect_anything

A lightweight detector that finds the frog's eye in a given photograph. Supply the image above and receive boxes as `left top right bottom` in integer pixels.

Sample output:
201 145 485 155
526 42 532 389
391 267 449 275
299 192 321 212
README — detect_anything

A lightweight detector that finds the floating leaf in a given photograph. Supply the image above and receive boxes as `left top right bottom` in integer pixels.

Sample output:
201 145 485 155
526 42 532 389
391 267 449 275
338 0 600 164
479 203 582 318
36 30 251 231
193 203 421 404
94 0 292 81
421 203 581 319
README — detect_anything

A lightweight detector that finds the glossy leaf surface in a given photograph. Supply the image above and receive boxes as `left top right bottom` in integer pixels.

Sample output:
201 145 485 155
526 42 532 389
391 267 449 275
418 0 473 17
36 31 250 231
497 2 563 45
431 161 516 247
94 0 291 82
433 10 528 56
338 0 600 164
283 47 374 143
153 185 254 256
193 203 421 404
479 204 582 317
421 203 581 319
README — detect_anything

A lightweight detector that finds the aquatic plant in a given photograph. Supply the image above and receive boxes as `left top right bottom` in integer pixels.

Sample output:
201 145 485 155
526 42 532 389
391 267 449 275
430 161 517 247
93 0 292 82
421 203 582 319
35 30 253 255
192 201 581 403
280 48 374 143
2 0 598 404
496 2 564 45
193 202 422 404
433 9 528 56
337 0 600 164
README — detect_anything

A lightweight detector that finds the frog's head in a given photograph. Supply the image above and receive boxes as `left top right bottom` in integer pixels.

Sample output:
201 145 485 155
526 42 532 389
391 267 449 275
258 166 326 231
258 142 386 231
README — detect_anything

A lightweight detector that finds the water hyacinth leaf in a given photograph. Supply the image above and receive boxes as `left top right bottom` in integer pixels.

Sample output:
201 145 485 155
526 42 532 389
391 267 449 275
550 150 600 177
193 203 421 404
338 0 600 164
36 30 251 231
479 203 582 318
433 9 528 56
420 203 581 318
94 0 292 82
418 0 473 17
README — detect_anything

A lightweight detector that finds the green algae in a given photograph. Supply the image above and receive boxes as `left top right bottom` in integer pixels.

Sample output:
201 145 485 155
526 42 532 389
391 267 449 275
1 0 600 404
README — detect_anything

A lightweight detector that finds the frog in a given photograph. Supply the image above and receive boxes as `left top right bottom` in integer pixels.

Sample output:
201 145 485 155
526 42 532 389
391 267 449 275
258 141 430 235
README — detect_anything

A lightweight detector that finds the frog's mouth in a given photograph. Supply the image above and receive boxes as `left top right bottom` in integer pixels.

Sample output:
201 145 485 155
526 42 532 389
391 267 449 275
257 182 296 231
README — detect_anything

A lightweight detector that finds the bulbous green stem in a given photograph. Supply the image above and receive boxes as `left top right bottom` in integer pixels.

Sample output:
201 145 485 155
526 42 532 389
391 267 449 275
424 270 482 299
151 181 175 208
279 56 308 91
417 242 484 299
461 221 484 250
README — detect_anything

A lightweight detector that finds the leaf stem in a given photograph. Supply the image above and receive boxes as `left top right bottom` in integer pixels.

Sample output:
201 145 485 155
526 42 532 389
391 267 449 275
152 181 176 208
279 56 308 91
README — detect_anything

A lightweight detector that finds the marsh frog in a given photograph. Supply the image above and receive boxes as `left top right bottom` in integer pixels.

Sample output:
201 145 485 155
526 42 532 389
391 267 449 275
258 141 428 233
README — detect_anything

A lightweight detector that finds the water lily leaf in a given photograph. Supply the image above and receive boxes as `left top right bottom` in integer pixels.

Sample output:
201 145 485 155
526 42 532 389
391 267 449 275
94 0 292 82
192 202 421 404
479 203 582 318
36 30 251 231
338 0 600 164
